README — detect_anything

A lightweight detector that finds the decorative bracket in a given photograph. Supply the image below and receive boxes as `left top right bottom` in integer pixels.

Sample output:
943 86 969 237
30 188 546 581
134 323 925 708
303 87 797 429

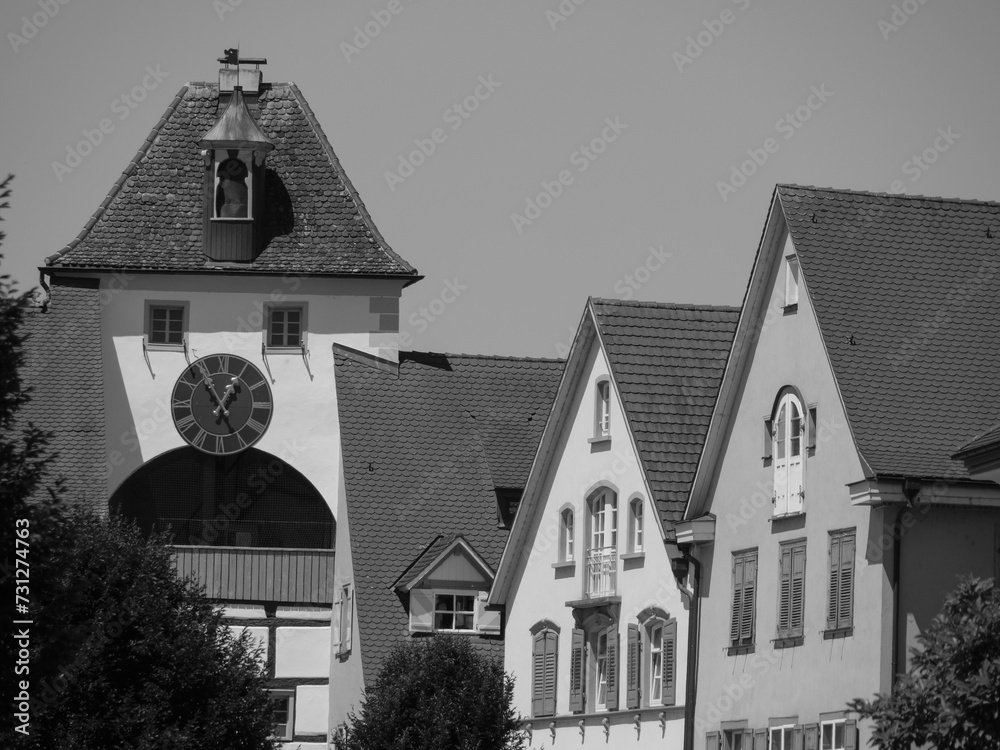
602 717 610 741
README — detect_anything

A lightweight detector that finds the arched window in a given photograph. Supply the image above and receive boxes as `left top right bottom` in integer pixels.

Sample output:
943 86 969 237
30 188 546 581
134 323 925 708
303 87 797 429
530 621 559 717
628 496 644 554
631 608 677 708
214 151 250 218
110 447 334 549
773 390 804 515
594 378 611 438
586 488 617 597
559 507 575 563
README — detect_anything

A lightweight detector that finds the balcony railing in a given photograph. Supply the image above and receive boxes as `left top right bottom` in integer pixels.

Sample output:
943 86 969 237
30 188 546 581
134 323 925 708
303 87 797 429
586 547 617 598
171 545 335 605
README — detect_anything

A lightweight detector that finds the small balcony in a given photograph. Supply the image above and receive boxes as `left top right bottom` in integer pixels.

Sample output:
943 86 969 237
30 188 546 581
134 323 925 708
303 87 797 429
171 545 336 605
586 547 618 598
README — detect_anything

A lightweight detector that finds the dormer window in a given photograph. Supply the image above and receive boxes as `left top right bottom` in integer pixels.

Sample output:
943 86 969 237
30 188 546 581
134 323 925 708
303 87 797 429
214 152 251 219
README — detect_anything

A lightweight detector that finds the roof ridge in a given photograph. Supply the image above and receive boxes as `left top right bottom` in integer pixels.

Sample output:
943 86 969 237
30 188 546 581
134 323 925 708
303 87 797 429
46 85 191 266
399 350 565 363
591 298 741 313
777 183 1000 208
288 83 419 277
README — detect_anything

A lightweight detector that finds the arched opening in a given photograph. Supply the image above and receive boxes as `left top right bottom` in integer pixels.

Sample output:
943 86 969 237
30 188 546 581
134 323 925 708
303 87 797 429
110 447 334 549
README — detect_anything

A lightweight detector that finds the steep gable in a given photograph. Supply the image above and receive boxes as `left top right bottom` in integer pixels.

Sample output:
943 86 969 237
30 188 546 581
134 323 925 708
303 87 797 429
47 83 417 279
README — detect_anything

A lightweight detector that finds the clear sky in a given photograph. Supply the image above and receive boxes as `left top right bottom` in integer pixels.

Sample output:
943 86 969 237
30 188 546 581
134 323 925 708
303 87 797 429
2 0 998 358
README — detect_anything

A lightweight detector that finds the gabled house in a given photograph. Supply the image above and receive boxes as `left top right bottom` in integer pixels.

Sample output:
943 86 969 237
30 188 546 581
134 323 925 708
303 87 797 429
330 347 562 729
490 299 738 748
18 53 420 749
680 185 1000 750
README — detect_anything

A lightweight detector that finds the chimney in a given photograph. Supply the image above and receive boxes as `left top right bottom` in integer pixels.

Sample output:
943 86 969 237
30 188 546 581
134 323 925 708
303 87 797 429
217 50 267 109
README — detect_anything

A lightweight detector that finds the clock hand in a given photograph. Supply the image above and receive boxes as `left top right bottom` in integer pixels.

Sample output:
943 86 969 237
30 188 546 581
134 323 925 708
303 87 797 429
213 377 239 417
194 359 227 411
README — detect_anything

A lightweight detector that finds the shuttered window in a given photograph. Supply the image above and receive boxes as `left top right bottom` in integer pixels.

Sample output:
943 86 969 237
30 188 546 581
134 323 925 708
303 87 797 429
531 629 557 717
827 530 855 631
777 541 806 639
730 550 757 647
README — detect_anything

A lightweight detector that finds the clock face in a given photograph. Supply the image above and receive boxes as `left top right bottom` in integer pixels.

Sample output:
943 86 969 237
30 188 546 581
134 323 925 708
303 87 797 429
171 354 273 455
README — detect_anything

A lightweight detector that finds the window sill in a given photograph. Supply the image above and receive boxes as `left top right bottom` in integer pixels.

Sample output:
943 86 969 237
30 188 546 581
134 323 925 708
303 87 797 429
783 303 798 315
823 627 853 640
144 343 186 352
587 435 611 445
565 595 622 609
769 511 805 522
552 561 576 571
726 644 755 656
773 635 804 649
621 551 645 561
210 217 253 223
263 345 306 355
536 704 683 723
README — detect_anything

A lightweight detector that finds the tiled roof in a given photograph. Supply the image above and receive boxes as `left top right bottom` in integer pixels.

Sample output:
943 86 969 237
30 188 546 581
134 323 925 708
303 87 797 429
47 83 417 278
953 423 1000 460
392 534 457 591
591 300 740 528
16 282 107 511
777 185 1000 480
335 349 562 681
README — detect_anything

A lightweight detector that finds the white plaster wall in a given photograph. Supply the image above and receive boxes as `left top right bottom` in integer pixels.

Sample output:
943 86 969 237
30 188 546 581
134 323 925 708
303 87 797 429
504 336 689 749
295 684 330 736
228 625 268 665
275 626 331 678
693 230 884 745
100 273 405 517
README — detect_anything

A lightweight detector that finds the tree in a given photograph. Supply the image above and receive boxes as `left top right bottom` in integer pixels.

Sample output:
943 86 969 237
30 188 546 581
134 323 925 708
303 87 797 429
337 636 525 750
0 176 278 749
849 576 1000 749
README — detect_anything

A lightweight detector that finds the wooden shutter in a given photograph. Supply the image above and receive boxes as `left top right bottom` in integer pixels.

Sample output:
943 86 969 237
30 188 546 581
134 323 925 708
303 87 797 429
409 589 434 633
791 724 804 750
763 416 773 460
605 624 619 710
626 623 640 709
742 555 756 644
742 729 753 748
807 405 817 450
803 723 818 750
731 555 745 644
531 630 557 717
706 731 720 750
844 720 857 750
477 596 502 635
341 585 354 653
753 728 767 750
332 589 342 651
663 620 677 705
790 544 806 636
838 534 855 629
569 628 586 713
827 534 841 630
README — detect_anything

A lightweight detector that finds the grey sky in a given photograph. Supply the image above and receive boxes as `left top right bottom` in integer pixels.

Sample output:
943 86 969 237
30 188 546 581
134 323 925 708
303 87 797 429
2 0 998 357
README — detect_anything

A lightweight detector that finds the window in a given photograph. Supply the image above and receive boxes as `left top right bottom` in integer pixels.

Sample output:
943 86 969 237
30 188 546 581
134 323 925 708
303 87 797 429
821 719 857 749
335 583 353 656
530 624 558 717
827 530 855 633
434 593 476 631
269 690 294 741
586 489 617 597
722 729 752 750
628 497 643 554
784 255 799 307
266 306 304 349
770 724 794 750
730 549 757 650
649 623 662 703
146 304 186 348
569 622 618 713
629 610 676 709
214 151 251 219
773 391 805 515
595 379 611 438
595 629 609 709
559 508 575 563
777 540 806 642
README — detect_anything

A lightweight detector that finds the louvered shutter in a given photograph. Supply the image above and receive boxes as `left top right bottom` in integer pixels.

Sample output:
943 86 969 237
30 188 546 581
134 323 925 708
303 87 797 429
778 547 792 636
742 556 756 643
763 416 773 460
477 596 502 635
663 620 677 705
753 728 767 750
803 723 818 750
341 585 354 653
332 589 342 651
791 724 804 750
531 630 557 717
542 631 557 716
742 729 753 748
605 624 619 710
807 405 818 451
838 535 854 629
569 628 586 712
706 731 720 750
731 556 745 645
409 589 434 633
827 535 842 630
790 544 806 637
844 720 857 750
626 623 640 709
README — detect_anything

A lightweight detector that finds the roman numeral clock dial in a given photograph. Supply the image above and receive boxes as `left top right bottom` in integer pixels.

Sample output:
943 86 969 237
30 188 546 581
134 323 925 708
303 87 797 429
171 354 273 455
